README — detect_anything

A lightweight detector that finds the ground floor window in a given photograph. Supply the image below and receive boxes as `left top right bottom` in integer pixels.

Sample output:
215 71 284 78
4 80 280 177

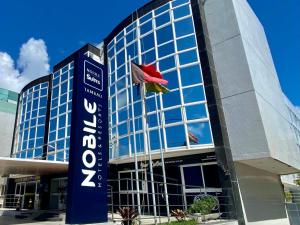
49 177 67 210
117 170 149 211
180 162 222 209
112 161 222 215
14 180 40 209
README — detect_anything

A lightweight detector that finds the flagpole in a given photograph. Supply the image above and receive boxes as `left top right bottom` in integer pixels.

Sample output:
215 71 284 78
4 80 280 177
141 82 158 224
128 55 142 218
154 93 170 221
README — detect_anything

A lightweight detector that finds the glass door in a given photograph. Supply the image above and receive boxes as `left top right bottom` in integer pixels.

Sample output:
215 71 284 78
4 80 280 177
15 182 25 208
23 181 36 209
118 170 148 211
49 178 68 210
180 162 221 209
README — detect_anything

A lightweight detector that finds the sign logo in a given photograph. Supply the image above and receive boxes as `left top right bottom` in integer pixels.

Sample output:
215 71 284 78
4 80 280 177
81 98 98 187
84 60 103 91
66 53 108 224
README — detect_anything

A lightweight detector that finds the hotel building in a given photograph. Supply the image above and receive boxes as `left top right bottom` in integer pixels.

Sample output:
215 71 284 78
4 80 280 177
0 0 300 224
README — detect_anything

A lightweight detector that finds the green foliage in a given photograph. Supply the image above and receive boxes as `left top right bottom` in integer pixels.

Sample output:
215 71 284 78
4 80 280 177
188 196 218 215
295 179 300 186
171 209 187 221
160 219 197 225
117 207 139 225
285 191 293 202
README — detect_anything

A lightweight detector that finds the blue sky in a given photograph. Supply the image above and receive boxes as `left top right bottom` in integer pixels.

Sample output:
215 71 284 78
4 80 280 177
0 0 299 106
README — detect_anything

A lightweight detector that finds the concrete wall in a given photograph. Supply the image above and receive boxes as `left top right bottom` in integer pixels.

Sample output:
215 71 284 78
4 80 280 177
203 0 300 171
235 162 290 225
0 111 15 157
232 0 300 170
201 0 298 224
203 0 270 161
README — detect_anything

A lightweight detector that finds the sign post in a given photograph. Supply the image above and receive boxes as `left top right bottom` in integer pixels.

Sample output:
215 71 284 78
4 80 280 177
66 53 108 224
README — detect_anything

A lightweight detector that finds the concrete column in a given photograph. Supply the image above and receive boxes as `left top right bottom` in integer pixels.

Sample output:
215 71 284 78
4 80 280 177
235 162 290 225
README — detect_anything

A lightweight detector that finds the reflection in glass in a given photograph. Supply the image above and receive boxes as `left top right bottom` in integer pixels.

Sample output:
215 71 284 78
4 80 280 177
164 108 182 124
135 133 145 153
175 18 194 37
173 4 190 19
183 85 205 103
149 129 164 150
141 33 154 52
147 114 158 128
162 90 181 108
158 42 175 58
142 49 156 64
159 55 175 71
118 122 128 136
179 49 198 65
155 12 170 27
140 21 153 35
155 3 169 15
165 125 186 148
163 70 179 90
187 122 212 145
185 104 207 120
180 65 202 86
156 25 173 45
119 137 129 156
117 91 127 109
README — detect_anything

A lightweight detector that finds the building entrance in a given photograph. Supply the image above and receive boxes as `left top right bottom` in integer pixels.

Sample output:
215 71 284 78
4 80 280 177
180 162 222 209
118 170 149 212
15 180 39 209
49 177 67 210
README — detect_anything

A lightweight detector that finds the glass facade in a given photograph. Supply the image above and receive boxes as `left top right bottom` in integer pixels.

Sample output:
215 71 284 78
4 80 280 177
11 47 99 162
107 0 214 159
12 1 214 163
47 62 74 161
14 82 49 159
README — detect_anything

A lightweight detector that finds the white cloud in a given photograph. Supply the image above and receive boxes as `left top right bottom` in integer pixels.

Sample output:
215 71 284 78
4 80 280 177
295 106 300 115
0 52 22 91
0 38 50 92
17 38 50 79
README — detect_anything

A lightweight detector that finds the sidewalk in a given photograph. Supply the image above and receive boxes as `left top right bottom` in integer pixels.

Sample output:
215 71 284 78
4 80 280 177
0 216 115 225
0 209 238 225
0 216 238 225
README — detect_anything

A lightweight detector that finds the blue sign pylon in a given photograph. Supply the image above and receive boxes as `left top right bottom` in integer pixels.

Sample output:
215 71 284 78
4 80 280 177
66 53 108 224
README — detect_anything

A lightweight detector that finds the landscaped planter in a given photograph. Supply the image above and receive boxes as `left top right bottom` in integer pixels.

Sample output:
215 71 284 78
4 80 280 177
201 212 222 221
190 212 222 223
189 213 202 223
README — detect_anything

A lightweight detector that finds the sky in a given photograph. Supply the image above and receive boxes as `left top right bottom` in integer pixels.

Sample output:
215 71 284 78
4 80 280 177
0 0 299 107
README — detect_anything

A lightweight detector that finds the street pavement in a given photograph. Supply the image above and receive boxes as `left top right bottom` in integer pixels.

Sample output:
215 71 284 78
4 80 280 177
0 216 64 225
0 216 116 225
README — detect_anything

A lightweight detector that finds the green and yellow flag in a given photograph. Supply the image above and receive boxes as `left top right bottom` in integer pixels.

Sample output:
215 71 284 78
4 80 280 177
145 83 169 94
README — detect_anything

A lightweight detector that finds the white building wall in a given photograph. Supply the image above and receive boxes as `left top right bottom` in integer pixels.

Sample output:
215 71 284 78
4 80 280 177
232 0 300 170
0 111 15 157
203 0 300 173
202 0 299 224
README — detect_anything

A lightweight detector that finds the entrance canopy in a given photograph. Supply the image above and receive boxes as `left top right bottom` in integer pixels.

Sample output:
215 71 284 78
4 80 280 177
0 157 68 176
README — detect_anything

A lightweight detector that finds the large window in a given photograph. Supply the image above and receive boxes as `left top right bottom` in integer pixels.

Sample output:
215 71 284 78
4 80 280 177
108 0 213 160
47 62 74 161
15 82 49 159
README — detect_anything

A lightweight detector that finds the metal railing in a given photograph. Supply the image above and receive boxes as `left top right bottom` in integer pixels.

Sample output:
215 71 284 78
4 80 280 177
107 178 236 224
285 190 300 225
0 194 21 209
1 178 237 224
286 203 300 225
